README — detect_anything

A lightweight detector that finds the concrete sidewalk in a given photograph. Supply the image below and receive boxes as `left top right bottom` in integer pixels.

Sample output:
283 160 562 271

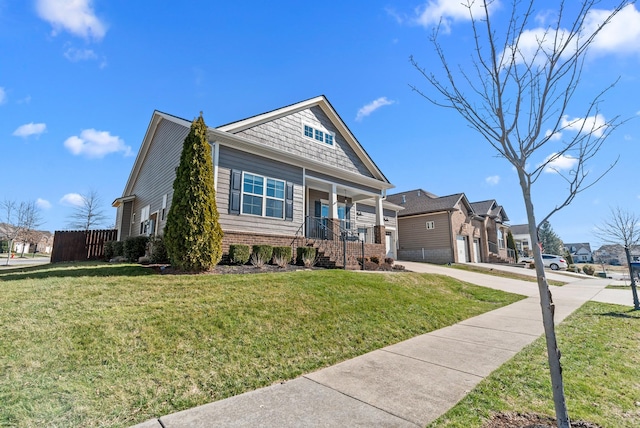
132 261 625 428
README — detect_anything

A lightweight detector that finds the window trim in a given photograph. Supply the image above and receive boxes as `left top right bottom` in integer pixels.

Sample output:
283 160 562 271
302 123 335 147
241 171 286 219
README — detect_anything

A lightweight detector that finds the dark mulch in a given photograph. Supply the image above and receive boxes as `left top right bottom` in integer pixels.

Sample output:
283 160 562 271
483 412 602 428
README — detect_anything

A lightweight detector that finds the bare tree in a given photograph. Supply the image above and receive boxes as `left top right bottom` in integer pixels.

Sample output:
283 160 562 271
410 1 629 426
67 189 108 231
594 207 640 309
19 201 43 257
1 199 29 265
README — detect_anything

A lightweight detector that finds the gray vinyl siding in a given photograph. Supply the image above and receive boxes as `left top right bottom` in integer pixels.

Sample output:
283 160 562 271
355 203 398 229
120 201 133 240
233 106 375 178
398 212 451 250
217 146 304 236
128 119 188 237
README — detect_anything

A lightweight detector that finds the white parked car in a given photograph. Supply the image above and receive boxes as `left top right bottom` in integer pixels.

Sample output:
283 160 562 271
520 254 568 270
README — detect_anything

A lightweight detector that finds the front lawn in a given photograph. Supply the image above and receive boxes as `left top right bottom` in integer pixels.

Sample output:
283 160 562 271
0 263 522 427
429 301 640 427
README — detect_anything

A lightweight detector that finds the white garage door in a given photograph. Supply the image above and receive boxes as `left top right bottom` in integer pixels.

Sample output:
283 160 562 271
456 235 468 262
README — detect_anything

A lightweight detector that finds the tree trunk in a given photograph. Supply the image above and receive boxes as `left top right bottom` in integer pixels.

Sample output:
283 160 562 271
521 176 570 428
624 246 640 310
5 238 13 266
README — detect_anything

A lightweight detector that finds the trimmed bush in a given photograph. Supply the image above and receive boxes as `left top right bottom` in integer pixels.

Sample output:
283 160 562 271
150 236 169 264
112 241 124 258
124 236 149 262
384 257 394 265
229 244 250 265
252 245 273 264
104 241 116 260
296 247 317 267
272 246 292 263
582 264 595 276
370 256 380 264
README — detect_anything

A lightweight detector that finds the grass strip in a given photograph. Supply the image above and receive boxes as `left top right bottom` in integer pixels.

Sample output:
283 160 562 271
429 301 640 427
448 263 567 286
0 262 522 427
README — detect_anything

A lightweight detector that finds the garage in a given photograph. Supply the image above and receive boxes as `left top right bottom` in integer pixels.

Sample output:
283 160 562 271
456 235 469 262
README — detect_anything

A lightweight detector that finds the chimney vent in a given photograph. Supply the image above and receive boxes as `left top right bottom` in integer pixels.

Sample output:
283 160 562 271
402 195 406 204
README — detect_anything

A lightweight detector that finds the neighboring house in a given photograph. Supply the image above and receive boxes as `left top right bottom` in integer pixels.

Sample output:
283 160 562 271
592 244 640 266
563 242 593 263
510 224 532 256
112 96 398 266
469 200 513 263
387 190 479 264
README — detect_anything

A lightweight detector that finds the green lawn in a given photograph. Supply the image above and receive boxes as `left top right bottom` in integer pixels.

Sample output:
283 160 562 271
0 262 523 427
447 263 568 286
429 301 640 427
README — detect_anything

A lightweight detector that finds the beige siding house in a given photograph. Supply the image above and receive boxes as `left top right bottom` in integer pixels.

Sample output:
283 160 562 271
387 190 514 264
387 190 480 264
113 96 398 265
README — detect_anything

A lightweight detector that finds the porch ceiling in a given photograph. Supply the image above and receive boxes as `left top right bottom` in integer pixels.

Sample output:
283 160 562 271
305 176 377 202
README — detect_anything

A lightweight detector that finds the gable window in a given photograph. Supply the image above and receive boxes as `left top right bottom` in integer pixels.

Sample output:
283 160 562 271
241 172 285 219
302 123 334 146
426 221 435 230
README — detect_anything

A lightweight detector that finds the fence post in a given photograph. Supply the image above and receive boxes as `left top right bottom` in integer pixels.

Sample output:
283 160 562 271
361 240 365 270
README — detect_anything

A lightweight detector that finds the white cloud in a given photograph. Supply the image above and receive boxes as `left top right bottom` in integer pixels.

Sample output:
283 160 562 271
414 0 500 32
13 122 47 138
0 87 6 104
545 129 562 141
585 4 640 56
355 97 395 121
60 193 84 207
485 175 500 185
64 47 97 62
36 0 107 40
541 153 578 173
561 114 607 138
17 95 31 104
36 198 52 210
64 129 131 158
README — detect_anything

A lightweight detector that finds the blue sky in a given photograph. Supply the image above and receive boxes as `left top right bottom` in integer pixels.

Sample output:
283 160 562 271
1 0 639 247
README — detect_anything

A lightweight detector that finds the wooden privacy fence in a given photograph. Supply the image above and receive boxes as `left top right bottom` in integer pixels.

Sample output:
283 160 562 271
51 229 118 263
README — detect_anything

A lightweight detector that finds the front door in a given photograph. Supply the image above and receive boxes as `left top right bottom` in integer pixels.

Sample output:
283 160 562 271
385 232 394 258
473 239 481 263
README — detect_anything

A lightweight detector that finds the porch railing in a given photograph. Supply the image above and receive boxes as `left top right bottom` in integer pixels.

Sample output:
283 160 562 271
488 240 499 254
291 216 366 269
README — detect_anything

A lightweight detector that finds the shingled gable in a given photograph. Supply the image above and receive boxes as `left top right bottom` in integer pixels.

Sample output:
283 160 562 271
386 189 474 217
216 95 390 184
470 199 510 223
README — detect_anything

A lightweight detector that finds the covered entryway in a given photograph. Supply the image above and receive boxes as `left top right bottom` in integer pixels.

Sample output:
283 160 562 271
385 231 396 259
456 235 468 262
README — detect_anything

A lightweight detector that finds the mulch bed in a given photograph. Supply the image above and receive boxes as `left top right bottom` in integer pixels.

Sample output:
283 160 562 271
483 412 602 428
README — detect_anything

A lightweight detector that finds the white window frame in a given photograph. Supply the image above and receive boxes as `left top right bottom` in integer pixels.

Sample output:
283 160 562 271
302 123 335 147
161 194 167 221
426 221 435 230
241 172 286 219
140 205 150 235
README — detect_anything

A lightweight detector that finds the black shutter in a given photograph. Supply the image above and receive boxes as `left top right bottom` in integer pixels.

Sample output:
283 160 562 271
345 204 352 230
285 182 294 221
314 201 321 218
229 170 241 215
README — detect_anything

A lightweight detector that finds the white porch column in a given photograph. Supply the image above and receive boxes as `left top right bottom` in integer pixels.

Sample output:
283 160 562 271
330 184 338 219
375 195 384 226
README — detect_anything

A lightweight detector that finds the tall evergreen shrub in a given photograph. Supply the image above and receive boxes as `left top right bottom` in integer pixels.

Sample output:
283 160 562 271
164 113 223 271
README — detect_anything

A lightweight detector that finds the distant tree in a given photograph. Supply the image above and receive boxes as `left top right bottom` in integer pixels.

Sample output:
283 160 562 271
0 199 42 264
507 230 517 262
68 189 109 231
164 113 223 271
594 207 640 310
410 1 628 425
538 221 563 255
563 250 574 266
18 201 43 257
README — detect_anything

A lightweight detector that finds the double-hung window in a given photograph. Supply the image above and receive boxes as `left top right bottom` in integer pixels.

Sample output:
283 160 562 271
242 172 285 219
